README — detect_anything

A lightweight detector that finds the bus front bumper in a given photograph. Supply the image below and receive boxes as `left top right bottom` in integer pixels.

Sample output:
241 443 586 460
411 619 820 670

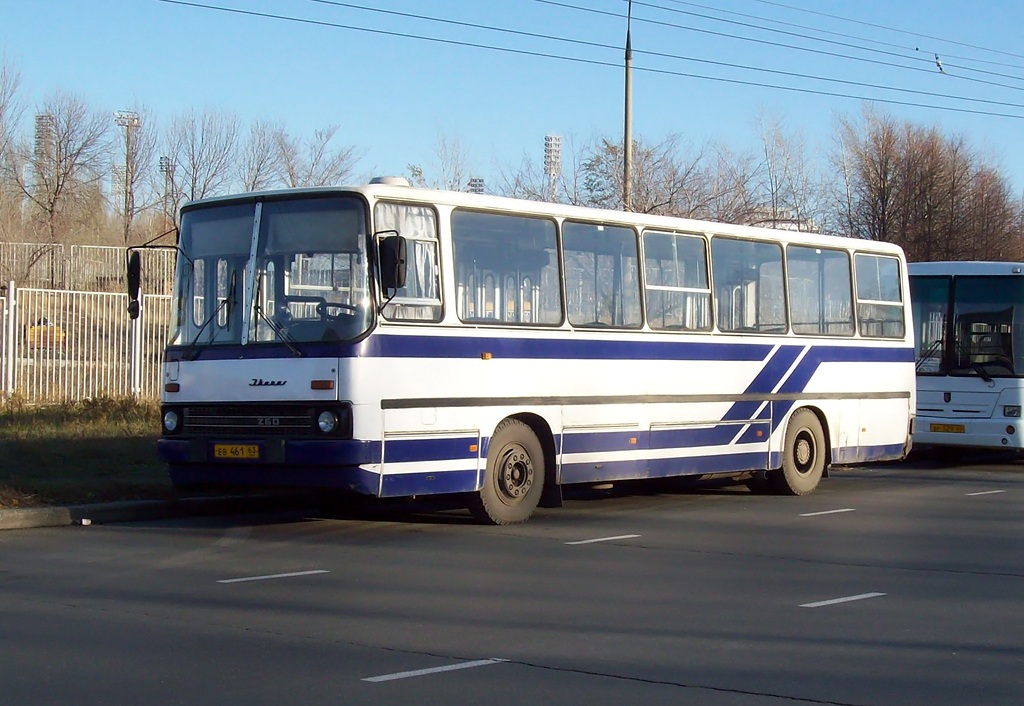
157 437 382 495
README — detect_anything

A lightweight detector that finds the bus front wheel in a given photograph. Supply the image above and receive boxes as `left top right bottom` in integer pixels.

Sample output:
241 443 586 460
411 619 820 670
469 419 545 525
774 409 826 496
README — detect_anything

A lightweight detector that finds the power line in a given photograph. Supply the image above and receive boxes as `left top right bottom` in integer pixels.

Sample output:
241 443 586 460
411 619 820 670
540 0 1024 93
750 0 1024 63
155 0 1024 120
654 0 1024 73
299 0 1024 110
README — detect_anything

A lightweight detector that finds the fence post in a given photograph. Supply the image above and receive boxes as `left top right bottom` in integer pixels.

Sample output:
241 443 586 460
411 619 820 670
4 280 15 397
130 286 142 397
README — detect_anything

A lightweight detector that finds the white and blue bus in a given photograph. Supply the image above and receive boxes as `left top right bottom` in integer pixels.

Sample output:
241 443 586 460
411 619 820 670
128 178 915 524
910 261 1024 450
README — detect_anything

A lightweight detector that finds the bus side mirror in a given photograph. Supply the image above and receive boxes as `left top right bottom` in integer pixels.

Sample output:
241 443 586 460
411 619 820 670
379 235 407 292
126 250 141 320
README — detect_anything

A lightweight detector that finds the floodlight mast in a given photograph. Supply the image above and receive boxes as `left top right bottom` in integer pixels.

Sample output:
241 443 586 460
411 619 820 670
114 110 141 244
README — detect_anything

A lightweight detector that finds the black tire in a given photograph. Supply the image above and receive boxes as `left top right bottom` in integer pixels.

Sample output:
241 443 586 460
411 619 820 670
468 418 545 525
773 408 826 495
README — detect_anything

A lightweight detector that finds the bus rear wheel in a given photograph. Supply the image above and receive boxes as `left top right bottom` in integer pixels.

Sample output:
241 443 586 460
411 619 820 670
468 419 545 525
773 409 826 495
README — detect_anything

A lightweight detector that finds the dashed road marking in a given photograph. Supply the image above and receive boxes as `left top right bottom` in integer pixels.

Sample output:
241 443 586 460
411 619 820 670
800 592 886 608
799 508 856 517
363 658 507 683
565 534 642 545
217 569 329 584
966 490 1006 497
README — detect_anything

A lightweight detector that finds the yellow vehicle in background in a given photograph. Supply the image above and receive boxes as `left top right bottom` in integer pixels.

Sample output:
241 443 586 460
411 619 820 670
25 318 65 349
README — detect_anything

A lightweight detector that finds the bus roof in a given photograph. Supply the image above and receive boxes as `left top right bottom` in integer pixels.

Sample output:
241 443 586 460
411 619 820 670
909 261 1024 277
182 180 906 256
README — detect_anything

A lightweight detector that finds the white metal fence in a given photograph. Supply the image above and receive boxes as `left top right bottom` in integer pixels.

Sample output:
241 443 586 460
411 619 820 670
0 242 175 293
1 282 171 403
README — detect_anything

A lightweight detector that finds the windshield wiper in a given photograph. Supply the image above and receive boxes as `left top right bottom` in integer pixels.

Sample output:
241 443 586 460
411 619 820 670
253 302 303 357
252 274 303 357
915 338 944 372
952 338 993 382
181 272 236 361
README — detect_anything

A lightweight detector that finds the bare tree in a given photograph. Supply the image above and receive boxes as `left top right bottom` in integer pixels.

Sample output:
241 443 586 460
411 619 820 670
405 131 471 191
275 124 360 188
751 113 824 231
238 119 283 192
0 58 25 244
164 109 240 216
831 106 1020 260
13 91 109 248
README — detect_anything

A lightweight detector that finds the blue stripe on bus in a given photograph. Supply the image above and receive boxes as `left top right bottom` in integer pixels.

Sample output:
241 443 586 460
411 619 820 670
167 335 776 362
562 430 649 454
166 335 915 366
383 436 480 463
560 451 769 484
380 469 480 497
167 462 381 495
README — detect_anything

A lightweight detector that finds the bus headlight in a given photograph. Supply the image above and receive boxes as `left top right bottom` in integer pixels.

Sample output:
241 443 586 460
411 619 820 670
317 410 339 434
163 409 180 433
1003 405 1021 418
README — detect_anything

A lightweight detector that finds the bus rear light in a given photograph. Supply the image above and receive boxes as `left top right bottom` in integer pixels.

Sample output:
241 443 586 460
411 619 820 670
165 382 180 393
1007 425 1016 435
1003 405 1021 418
311 380 335 390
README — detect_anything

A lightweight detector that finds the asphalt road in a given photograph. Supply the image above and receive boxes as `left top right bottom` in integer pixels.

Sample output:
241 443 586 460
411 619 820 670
2 455 1022 706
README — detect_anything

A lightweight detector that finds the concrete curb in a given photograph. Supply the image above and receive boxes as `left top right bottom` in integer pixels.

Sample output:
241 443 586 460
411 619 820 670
0 493 318 531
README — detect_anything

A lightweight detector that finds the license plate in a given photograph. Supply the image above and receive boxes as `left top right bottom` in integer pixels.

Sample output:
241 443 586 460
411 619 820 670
213 444 261 459
930 423 965 434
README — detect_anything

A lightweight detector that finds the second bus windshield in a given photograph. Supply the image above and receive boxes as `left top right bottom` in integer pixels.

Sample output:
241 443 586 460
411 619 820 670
912 274 1024 378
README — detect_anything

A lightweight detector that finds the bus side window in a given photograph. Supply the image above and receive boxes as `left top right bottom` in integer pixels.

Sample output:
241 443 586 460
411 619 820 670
787 246 854 336
711 237 786 333
855 253 905 338
563 221 641 329
374 202 442 322
452 210 562 325
642 231 710 332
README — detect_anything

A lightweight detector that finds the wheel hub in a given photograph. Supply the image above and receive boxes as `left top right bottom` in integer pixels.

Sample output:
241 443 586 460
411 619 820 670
498 444 534 501
795 433 814 473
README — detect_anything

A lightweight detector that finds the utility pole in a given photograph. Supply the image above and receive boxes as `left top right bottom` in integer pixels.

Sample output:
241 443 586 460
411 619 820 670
114 110 141 245
623 0 633 212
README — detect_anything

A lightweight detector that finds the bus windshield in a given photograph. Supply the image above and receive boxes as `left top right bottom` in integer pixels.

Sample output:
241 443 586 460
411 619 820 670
951 276 1023 378
912 273 1024 378
169 195 372 347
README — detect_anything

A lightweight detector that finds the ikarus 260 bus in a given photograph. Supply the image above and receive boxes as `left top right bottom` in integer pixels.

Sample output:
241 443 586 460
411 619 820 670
128 178 916 524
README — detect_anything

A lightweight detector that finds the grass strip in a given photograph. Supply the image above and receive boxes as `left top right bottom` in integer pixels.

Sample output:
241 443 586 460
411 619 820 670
0 396 174 509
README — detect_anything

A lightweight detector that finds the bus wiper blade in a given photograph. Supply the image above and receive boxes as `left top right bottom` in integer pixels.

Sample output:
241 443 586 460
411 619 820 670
915 338 943 371
254 304 304 357
181 272 236 361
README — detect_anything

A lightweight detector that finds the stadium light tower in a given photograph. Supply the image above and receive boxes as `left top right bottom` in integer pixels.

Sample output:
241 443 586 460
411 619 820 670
467 177 485 194
544 134 561 203
114 110 141 244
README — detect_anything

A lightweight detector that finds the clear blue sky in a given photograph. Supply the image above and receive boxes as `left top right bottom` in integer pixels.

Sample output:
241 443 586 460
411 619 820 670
4 0 1024 190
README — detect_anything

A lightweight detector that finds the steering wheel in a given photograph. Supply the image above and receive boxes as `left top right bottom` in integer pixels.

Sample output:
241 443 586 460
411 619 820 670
317 301 359 319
